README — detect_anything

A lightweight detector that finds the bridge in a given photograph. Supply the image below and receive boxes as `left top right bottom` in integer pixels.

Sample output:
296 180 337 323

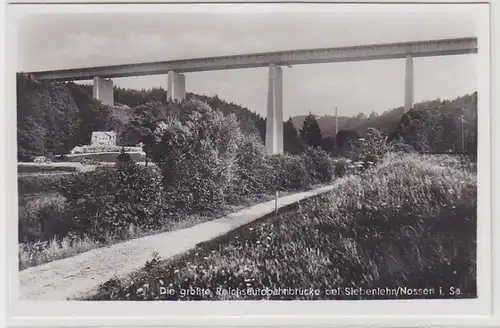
27 37 478 154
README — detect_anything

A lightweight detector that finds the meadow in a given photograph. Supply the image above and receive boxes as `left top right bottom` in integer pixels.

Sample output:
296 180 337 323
87 153 477 300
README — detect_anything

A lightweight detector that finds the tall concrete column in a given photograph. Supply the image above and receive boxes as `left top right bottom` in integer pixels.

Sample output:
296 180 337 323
266 63 283 154
404 54 414 113
167 71 186 102
92 77 114 106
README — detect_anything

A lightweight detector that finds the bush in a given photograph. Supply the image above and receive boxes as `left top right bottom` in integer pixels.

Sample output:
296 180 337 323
18 193 71 242
358 127 388 163
147 99 241 215
18 174 77 195
268 154 311 191
389 142 417 154
333 158 353 177
60 164 167 240
116 147 133 164
302 147 335 184
232 135 274 198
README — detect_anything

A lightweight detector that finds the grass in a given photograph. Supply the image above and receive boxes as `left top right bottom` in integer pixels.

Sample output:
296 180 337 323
86 153 477 301
18 191 294 270
18 174 77 195
19 234 100 269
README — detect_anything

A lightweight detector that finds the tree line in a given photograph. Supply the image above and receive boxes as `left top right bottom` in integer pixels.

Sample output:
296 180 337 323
16 72 477 161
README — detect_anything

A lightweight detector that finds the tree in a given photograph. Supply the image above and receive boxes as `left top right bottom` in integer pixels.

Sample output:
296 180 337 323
146 99 242 214
356 113 367 120
320 136 337 155
369 111 379 120
299 112 323 148
336 130 359 150
283 117 303 154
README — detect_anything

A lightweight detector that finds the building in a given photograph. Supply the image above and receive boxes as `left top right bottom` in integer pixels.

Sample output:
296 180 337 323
91 131 117 146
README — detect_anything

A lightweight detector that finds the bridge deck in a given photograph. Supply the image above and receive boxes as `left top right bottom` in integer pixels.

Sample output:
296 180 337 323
27 37 477 82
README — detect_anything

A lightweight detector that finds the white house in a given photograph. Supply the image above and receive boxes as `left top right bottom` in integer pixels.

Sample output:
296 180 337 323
91 131 117 146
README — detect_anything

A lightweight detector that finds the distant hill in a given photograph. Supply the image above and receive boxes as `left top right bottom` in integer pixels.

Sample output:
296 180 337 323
291 93 477 139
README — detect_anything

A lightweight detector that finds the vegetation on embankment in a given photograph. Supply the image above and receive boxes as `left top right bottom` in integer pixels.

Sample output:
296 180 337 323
18 164 77 174
18 100 341 270
16 73 265 161
87 153 477 300
18 174 77 195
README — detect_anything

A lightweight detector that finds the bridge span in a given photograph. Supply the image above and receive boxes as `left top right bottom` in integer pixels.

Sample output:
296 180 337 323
26 37 478 154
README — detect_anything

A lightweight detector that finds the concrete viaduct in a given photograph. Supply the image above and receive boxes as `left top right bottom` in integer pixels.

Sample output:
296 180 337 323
27 37 477 154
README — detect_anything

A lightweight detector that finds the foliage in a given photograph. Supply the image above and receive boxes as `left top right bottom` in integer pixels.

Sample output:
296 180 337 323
232 135 274 198
18 164 77 174
19 234 99 270
267 154 311 191
391 93 477 153
90 153 477 300
18 193 71 242
333 158 351 177
60 164 167 240
283 117 303 154
389 142 417 154
116 147 133 164
302 147 335 184
146 100 241 215
358 127 388 163
194 94 266 142
335 129 360 157
299 113 323 148
16 75 266 160
18 174 77 196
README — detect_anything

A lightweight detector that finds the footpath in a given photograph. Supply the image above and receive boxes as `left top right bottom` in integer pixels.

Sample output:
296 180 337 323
19 184 334 300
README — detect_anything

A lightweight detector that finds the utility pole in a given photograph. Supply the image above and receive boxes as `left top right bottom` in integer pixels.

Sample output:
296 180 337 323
460 114 465 154
335 106 339 136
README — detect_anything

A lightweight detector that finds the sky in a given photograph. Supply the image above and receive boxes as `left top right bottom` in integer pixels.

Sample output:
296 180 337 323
16 8 480 118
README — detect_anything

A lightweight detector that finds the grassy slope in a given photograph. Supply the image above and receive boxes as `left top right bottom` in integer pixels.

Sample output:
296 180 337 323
88 153 477 300
18 191 296 270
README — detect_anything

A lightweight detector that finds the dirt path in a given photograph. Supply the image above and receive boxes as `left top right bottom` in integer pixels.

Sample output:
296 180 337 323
19 185 334 300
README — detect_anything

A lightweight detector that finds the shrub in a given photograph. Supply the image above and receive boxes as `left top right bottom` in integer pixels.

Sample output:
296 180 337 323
268 154 311 191
333 158 352 177
18 193 71 242
358 127 388 163
232 135 274 198
18 174 77 196
60 164 166 240
116 147 133 164
389 142 417 154
147 99 241 215
302 147 335 184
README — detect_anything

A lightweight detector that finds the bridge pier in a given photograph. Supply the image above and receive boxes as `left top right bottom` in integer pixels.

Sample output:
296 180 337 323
167 71 186 102
266 63 284 154
404 54 414 113
92 77 114 106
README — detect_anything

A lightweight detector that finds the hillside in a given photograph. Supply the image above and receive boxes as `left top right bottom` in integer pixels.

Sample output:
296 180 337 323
17 72 477 160
291 93 477 140
16 74 266 161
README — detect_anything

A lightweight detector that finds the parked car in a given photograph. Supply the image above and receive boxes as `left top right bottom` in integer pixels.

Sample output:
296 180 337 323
33 156 51 164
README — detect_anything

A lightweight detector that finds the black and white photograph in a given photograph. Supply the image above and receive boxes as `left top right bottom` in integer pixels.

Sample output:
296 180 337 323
8 1 491 310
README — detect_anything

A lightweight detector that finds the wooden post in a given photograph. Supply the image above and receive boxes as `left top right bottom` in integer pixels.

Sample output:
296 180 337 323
275 191 279 213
